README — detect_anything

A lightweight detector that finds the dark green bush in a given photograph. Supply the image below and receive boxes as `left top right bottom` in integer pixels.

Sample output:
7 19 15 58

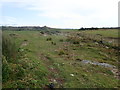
46 37 52 41
2 56 11 82
59 39 63 42
51 41 56 45
73 41 79 44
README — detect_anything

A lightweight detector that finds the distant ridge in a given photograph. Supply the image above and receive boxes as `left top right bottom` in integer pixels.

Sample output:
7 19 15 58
1 26 56 31
1 26 119 31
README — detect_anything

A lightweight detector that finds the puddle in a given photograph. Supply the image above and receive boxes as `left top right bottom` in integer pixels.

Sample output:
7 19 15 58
81 60 116 68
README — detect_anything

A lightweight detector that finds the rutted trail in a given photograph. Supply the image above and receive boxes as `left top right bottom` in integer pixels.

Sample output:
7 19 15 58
38 53 64 88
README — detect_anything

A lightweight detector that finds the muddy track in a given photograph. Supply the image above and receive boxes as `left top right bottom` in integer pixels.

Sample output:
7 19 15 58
38 53 64 88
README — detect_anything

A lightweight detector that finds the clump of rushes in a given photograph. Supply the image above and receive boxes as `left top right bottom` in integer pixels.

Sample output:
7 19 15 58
2 33 19 63
2 33 20 82
2 33 26 84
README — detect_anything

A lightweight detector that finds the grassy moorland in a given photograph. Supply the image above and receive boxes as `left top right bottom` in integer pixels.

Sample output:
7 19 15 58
82 29 118 37
2 28 119 88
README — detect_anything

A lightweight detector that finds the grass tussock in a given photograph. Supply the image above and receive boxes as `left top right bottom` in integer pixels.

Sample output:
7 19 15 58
2 34 19 62
2 34 21 83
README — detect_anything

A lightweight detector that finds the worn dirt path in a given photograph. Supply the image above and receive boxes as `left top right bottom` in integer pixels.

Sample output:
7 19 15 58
38 53 64 88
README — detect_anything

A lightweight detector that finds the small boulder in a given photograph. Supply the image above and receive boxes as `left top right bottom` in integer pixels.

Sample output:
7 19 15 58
70 74 74 77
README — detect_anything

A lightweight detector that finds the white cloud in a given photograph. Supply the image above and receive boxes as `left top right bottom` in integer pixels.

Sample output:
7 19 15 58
1 0 119 28
2 16 17 25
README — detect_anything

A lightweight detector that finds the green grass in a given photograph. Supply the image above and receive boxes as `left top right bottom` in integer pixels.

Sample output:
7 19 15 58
82 29 118 38
2 29 119 88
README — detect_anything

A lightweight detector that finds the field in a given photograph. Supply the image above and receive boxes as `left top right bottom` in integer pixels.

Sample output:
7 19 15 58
2 29 119 88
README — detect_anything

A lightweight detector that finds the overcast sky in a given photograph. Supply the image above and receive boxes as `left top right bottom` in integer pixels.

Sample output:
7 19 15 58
1 0 119 28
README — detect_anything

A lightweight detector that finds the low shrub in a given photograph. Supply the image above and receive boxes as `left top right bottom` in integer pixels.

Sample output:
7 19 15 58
73 41 79 44
59 39 63 42
2 56 11 82
46 37 52 41
51 42 56 45
58 50 65 55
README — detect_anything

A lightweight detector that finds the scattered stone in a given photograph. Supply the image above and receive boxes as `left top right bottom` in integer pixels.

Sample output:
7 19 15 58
53 79 57 84
109 41 113 43
57 64 60 66
105 46 109 49
44 34 47 36
80 43 84 46
19 48 24 52
64 48 68 51
111 69 119 79
70 74 74 77
61 63 65 66
81 60 116 68
95 42 99 45
50 67 54 70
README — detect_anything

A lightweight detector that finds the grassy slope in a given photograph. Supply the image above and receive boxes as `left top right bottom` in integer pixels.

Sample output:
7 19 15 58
82 29 118 38
2 29 119 88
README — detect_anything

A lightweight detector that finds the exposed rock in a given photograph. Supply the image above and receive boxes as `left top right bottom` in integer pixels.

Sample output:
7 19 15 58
81 60 116 68
70 74 74 76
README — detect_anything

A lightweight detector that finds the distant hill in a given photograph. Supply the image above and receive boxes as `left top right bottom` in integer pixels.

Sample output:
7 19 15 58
1 26 56 31
79 27 119 30
1 26 119 31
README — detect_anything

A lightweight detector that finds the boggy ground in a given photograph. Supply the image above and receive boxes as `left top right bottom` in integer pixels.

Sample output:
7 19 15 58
2 29 119 88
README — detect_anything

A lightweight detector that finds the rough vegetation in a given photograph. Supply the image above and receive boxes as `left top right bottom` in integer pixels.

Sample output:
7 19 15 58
2 28 119 88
